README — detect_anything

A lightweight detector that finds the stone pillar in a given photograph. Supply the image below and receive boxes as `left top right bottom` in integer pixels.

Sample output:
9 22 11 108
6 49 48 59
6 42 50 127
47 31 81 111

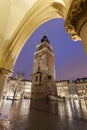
0 68 12 100
64 0 87 53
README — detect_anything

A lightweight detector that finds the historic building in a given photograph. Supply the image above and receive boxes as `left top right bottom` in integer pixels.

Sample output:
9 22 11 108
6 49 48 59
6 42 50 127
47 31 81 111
31 34 57 99
56 80 78 99
56 80 69 98
3 77 32 100
0 0 87 100
68 80 77 99
3 77 87 100
75 78 87 99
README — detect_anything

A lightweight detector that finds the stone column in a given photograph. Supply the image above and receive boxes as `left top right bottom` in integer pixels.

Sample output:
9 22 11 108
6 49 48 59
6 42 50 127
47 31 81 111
64 0 87 53
0 68 12 100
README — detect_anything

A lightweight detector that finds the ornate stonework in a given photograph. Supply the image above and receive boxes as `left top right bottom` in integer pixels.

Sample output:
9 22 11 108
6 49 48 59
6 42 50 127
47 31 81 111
0 68 12 76
64 0 87 41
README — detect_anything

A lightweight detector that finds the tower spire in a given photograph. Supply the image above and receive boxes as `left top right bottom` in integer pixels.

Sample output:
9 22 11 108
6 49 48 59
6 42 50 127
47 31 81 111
41 33 50 43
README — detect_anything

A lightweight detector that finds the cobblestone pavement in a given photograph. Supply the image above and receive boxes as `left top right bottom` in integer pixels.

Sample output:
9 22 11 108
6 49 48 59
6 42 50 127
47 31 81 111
0 99 87 130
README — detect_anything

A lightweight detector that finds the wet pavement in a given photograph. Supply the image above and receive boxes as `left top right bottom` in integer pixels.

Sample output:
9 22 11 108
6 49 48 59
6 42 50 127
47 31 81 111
0 99 87 130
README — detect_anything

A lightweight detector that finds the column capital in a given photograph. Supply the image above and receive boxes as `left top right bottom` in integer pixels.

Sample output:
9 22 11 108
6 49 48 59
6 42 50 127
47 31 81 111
0 54 14 71
64 0 87 41
0 68 13 76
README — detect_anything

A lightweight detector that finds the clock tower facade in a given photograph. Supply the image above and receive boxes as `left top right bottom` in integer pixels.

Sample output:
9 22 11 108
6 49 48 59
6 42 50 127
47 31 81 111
31 34 57 99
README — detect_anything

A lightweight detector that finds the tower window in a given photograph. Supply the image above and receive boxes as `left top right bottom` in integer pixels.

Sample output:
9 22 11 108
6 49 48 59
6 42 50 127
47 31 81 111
35 75 38 81
48 75 52 80
39 55 41 58
38 66 40 71
40 75 42 82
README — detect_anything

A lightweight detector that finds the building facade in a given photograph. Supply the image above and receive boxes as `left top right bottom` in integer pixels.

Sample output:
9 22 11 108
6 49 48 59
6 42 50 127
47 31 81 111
56 80 69 98
31 34 57 99
68 80 78 99
75 78 87 99
3 77 32 100
3 77 87 100
23 80 32 99
56 80 78 99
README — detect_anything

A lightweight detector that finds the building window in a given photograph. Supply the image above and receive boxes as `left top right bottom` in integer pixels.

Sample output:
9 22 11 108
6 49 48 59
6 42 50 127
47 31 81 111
48 75 52 80
83 90 85 93
35 75 38 81
38 66 40 71
39 55 41 58
40 75 42 82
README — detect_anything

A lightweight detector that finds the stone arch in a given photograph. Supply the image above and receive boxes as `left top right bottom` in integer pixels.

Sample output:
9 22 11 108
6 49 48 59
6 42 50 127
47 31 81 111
3 1 66 71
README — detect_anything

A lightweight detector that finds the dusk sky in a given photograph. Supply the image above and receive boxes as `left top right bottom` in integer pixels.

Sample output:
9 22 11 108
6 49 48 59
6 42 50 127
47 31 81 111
13 18 87 81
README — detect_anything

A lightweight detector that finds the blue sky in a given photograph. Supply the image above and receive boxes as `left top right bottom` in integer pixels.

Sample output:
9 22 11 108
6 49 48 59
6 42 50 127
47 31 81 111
13 18 87 81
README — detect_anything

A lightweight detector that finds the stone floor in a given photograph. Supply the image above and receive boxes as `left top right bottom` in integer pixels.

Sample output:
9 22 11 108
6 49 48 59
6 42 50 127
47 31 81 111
0 99 87 130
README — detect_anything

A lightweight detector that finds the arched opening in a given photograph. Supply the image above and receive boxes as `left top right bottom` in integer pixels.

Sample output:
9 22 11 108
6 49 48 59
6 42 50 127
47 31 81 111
1 1 87 129
13 18 87 81
4 2 65 71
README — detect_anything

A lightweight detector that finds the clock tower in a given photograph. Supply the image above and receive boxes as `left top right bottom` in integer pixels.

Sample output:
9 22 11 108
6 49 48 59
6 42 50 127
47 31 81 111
31 34 57 99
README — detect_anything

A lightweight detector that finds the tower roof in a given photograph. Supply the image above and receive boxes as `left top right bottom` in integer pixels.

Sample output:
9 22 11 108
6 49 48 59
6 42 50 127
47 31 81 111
41 33 50 43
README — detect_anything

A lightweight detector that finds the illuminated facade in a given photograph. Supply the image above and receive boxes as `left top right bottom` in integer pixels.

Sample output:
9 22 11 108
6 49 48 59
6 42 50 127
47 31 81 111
3 77 32 100
31 34 57 99
56 80 78 99
75 78 87 99
68 80 77 99
56 81 69 98
23 80 32 99
3 77 87 99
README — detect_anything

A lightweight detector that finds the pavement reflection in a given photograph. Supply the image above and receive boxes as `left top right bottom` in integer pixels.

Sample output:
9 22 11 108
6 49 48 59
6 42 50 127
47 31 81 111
0 99 87 130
